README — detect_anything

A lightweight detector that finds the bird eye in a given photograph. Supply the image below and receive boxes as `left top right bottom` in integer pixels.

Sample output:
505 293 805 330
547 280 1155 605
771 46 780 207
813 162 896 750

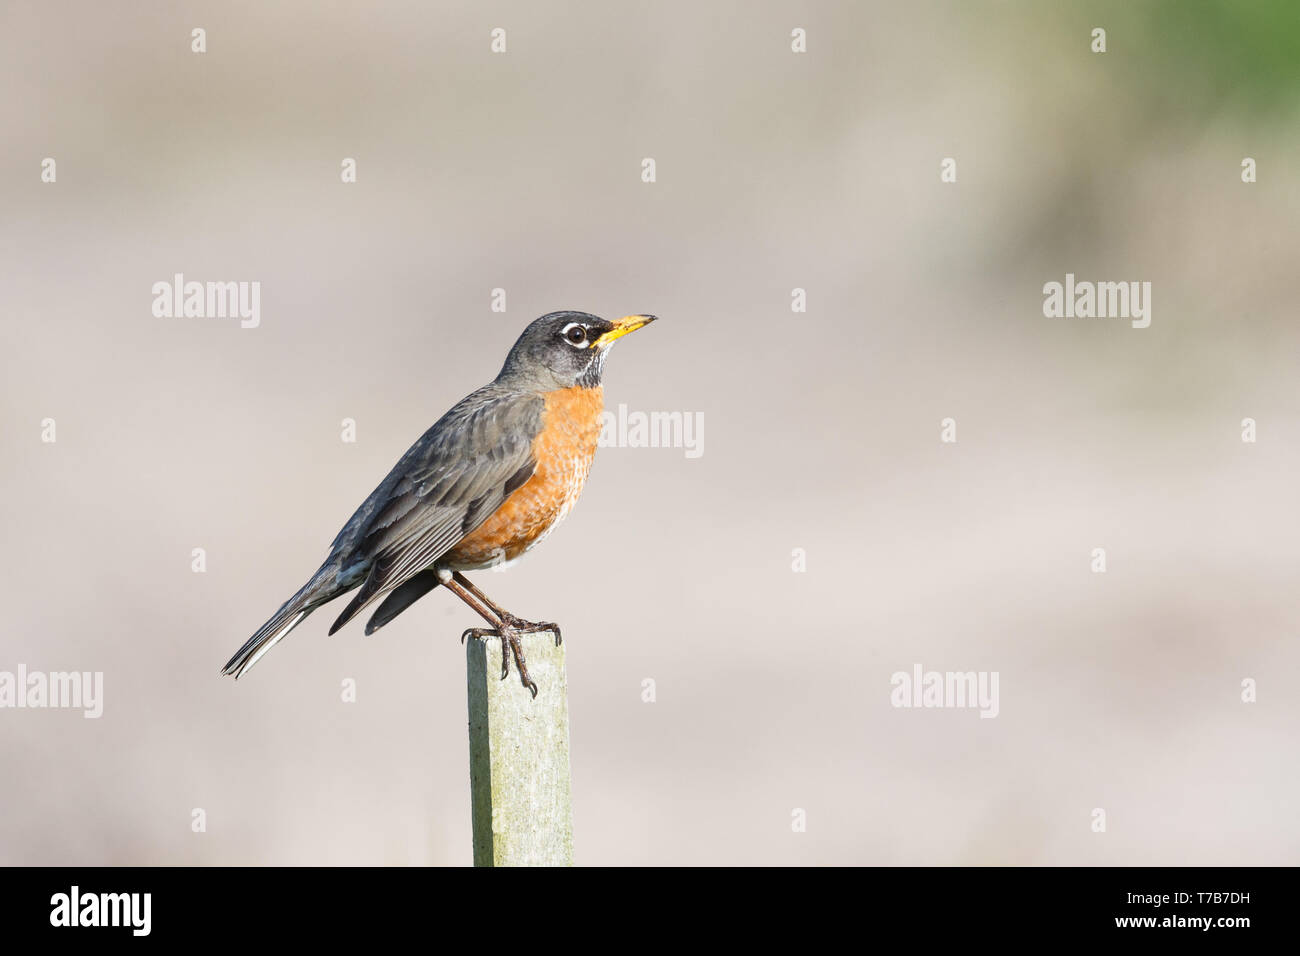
562 323 588 347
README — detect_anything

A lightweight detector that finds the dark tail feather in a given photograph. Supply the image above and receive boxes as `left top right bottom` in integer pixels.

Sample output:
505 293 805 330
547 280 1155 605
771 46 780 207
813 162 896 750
327 572 385 636
364 570 441 635
222 576 335 679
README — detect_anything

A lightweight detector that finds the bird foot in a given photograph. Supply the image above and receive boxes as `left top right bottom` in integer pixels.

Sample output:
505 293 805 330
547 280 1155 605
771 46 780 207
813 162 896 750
500 614 562 646
461 622 561 698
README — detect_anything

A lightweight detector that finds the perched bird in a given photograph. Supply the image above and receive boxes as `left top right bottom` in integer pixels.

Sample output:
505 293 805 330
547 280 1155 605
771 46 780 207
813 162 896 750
222 311 657 695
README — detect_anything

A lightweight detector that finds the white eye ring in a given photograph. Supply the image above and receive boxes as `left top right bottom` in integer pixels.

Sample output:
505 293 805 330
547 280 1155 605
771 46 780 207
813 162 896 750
560 322 589 348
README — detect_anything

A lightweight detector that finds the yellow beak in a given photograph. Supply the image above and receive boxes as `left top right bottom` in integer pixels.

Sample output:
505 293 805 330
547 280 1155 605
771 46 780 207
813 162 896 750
593 314 657 349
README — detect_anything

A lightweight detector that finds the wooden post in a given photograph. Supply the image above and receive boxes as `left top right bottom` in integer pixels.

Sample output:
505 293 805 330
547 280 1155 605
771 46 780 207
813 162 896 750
466 631 573 866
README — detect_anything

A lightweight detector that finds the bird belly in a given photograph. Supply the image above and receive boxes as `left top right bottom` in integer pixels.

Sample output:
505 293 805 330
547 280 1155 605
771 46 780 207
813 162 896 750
443 385 602 571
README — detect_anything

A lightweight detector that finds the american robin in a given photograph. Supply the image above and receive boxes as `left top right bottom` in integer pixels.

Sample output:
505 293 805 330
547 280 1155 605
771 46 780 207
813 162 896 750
221 311 657 696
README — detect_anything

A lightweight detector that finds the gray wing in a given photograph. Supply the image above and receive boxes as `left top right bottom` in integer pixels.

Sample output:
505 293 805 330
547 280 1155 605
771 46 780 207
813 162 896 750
324 384 543 634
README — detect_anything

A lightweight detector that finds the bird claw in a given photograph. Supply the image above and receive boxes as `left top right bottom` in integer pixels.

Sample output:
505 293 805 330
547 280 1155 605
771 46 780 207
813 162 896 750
501 629 539 697
462 625 540 697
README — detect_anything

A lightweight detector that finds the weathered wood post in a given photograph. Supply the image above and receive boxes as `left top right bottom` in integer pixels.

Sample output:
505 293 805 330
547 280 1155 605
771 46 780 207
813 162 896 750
466 631 573 866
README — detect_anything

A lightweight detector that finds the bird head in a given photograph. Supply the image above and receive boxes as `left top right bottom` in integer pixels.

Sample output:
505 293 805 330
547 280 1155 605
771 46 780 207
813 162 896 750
498 311 657 389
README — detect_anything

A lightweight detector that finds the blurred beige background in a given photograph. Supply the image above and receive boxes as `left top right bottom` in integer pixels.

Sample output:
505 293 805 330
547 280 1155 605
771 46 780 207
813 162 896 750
2 1 1299 865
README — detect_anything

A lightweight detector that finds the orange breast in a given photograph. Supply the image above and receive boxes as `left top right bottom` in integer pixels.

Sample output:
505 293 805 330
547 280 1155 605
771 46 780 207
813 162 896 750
445 385 603 570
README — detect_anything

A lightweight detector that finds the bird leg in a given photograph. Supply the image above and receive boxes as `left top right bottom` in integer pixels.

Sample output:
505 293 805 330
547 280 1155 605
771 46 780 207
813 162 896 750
442 572 557 699
450 571 562 645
